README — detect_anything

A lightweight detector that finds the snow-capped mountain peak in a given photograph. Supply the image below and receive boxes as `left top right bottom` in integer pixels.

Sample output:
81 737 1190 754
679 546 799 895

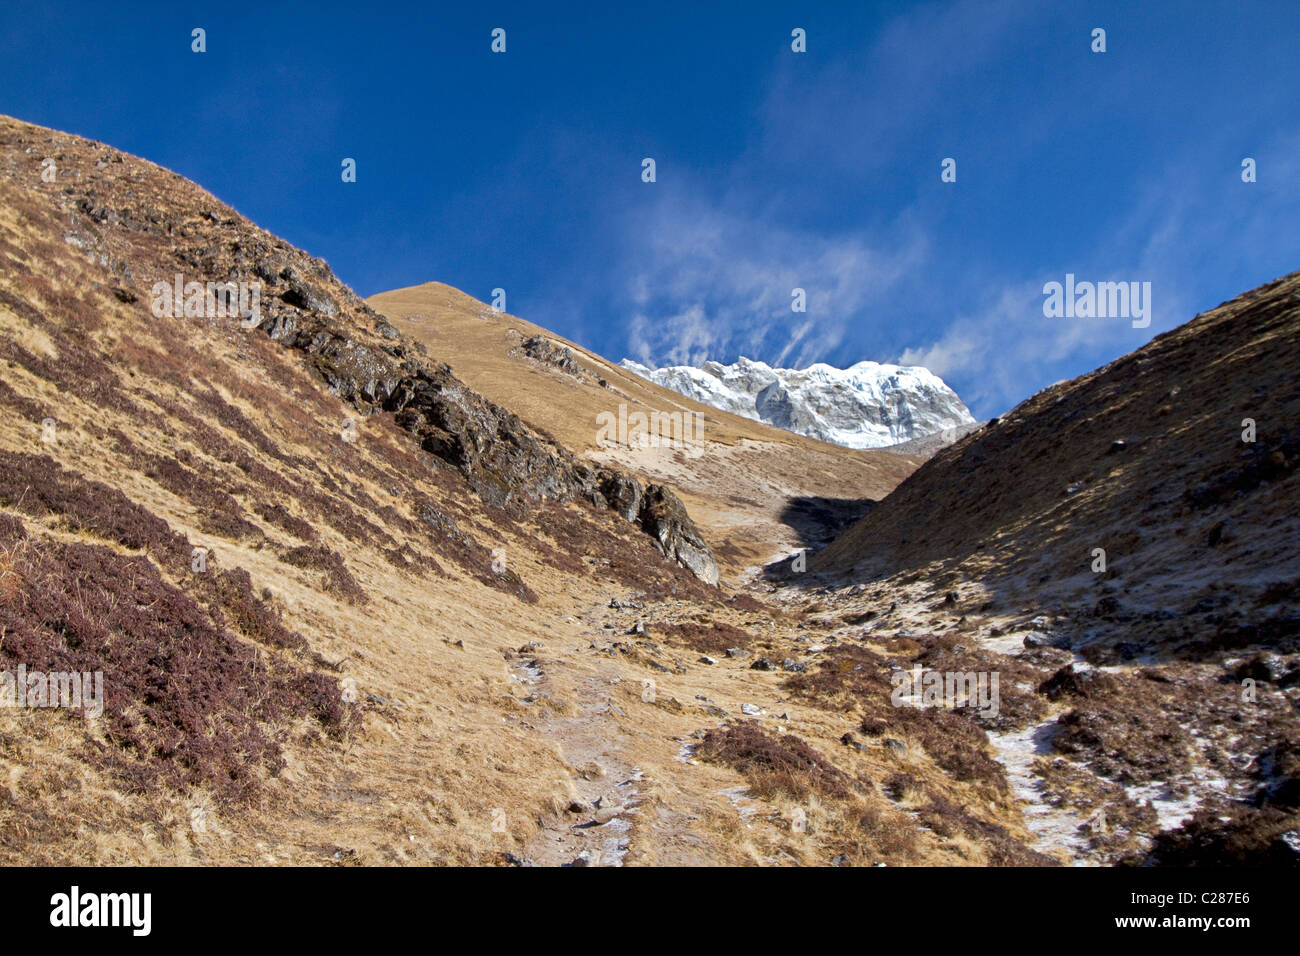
619 356 975 450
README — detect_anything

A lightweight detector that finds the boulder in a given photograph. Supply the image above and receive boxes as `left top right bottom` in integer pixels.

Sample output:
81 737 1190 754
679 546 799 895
636 484 720 585
599 472 643 522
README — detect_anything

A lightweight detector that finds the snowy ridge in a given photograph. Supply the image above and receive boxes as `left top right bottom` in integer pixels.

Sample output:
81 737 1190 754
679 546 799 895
619 356 975 449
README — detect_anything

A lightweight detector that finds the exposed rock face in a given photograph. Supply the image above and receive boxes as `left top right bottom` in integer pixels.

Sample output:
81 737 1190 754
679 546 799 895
620 356 975 449
281 279 338 317
240 287 719 581
599 472 644 523
520 334 580 376
637 486 719 586
592 474 720 585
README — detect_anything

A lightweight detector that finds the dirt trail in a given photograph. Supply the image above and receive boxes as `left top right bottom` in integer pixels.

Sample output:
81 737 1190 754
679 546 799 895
516 659 645 867
508 624 720 867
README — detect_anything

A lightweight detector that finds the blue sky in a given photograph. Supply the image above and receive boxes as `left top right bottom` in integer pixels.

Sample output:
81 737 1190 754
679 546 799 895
3 1 1298 419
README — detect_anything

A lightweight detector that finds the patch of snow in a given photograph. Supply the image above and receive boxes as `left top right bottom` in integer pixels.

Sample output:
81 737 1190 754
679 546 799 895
719 785 762 821
600 815 633 866
985 717 1095 864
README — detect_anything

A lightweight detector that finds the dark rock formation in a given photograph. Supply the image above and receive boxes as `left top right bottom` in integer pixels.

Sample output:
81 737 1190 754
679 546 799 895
598 473 643 523
234 248 718 582
636 485 720 586
520 334 580 376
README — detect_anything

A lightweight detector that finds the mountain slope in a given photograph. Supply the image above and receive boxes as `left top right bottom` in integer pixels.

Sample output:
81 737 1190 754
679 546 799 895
815 272 1300 653
621 356 975 449
800 271 1300 863
0 114 744 863
367 283 920 578
0 115 1057 868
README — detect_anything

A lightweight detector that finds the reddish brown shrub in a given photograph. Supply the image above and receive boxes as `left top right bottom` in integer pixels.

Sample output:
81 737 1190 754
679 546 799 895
253 501 319 541
697 721 852 800
196 565 308 650
0 450 187 562
654 620 756 655
412 499 537 603
0 536 352 804
280 545 367 605
918 793 1055 866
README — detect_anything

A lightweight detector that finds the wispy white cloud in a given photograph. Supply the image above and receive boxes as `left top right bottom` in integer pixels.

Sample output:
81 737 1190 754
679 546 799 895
613 0 1035 377
621 190 927 369
896 277 1136 417
540 0 1300 422
897 124 1300 417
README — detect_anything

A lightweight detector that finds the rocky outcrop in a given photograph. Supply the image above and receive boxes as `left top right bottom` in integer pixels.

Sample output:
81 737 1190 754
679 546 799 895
637 485 720 586
598 472 644 523
520 334 580 376
590 473 720 585
227 242 718 582
281 278 338 317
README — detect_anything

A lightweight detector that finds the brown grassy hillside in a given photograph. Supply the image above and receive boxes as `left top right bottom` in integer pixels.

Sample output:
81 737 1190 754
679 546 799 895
815 271 1300 661
799 271 1300 863
368 282 918 579
0 115 1053 867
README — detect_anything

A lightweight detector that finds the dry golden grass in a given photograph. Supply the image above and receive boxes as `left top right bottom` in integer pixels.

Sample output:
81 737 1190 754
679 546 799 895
0 113 1053 868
